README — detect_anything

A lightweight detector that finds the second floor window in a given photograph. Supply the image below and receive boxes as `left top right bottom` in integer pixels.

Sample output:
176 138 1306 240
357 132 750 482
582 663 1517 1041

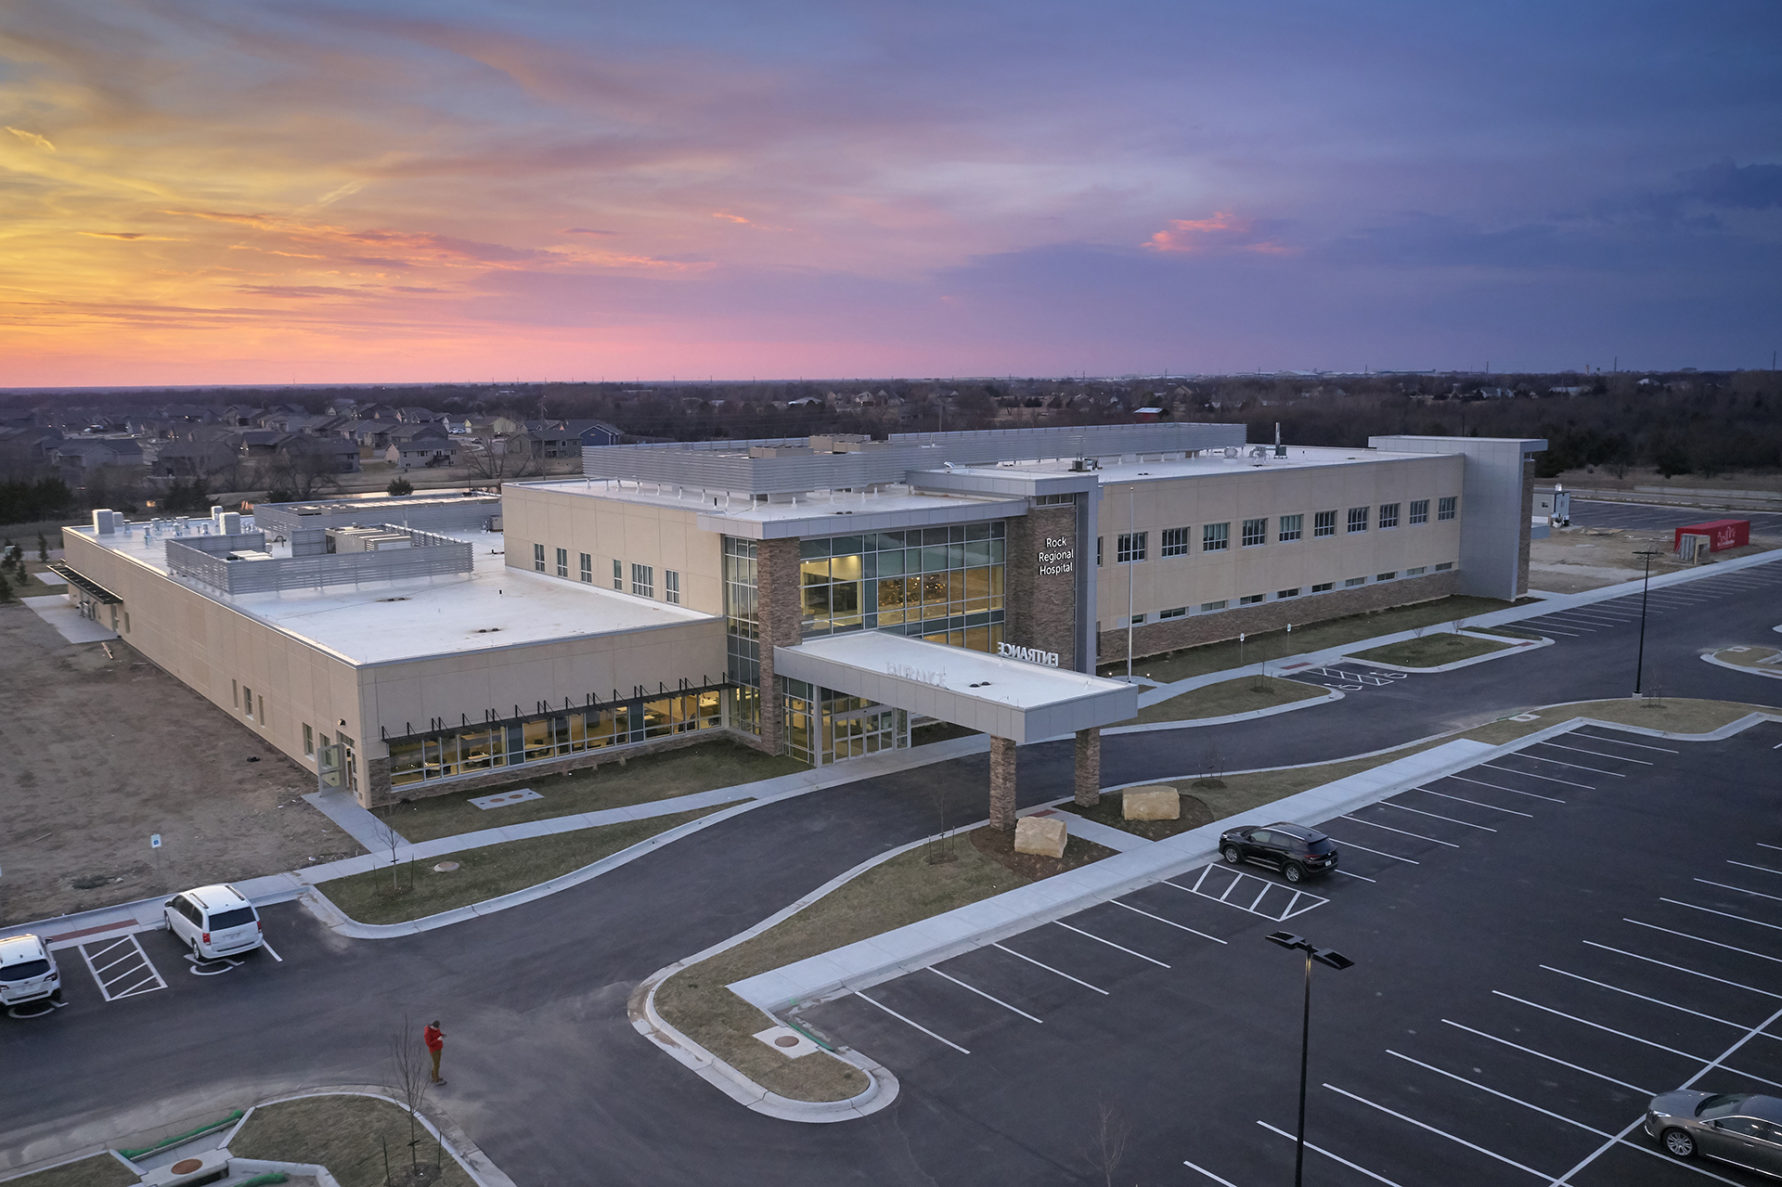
631 563 654 598
1202 522 1229 552
1242 518 1267 547
1117 532 1147 563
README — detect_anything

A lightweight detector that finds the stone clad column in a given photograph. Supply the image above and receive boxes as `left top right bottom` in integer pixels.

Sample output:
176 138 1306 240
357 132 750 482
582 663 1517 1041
1074 727 1101 808
753 537 803 755
988 736 1018 830
1004 504 1081 671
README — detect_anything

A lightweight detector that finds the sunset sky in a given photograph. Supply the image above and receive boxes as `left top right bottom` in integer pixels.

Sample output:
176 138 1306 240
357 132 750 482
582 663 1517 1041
3 1 1779 387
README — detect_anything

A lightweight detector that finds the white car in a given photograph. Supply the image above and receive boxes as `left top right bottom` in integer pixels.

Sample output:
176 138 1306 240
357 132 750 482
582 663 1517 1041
0 934 62 1008
163 884 262 959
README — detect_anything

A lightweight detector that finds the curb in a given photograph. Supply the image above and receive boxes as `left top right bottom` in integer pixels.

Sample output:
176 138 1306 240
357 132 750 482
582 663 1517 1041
1700 650 1782 681
1103 685 1342 735
224 1087 516 1187
1334 630 1552 674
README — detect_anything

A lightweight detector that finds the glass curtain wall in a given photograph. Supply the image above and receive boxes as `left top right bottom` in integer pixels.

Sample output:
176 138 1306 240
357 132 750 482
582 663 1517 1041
800 522 1007 651
722 536 761 737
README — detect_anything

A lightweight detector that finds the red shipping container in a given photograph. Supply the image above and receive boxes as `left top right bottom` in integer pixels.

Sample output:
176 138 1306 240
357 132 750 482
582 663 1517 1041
1673 519 1750 552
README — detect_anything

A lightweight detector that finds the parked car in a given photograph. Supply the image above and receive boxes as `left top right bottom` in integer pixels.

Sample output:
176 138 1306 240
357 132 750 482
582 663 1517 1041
0 934 61 1008
163 884 262 959
1646 1090 1782 1174
1218 823 1338 883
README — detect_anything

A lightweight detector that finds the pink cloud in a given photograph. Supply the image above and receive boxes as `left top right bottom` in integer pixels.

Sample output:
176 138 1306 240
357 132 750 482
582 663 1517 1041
1145 211 1292 256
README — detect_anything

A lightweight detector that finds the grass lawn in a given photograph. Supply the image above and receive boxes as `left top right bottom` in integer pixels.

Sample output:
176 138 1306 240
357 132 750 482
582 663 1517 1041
1 1156 136 1187
1104 594 1518 682
1131 676 1325 724
1711 645 1781 670
654 825 1113 1104
229 1095 476 1187
1347 633 1515 668
375 739 801 842
1461 698 1774 745
321 805 724 924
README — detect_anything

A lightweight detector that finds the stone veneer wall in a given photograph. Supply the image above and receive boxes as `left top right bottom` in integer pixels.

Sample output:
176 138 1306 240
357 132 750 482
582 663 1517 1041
1517 458 1535 597
1096 569 1462 665
362 728 742 807
1004 503 1081 670
752 537 804 756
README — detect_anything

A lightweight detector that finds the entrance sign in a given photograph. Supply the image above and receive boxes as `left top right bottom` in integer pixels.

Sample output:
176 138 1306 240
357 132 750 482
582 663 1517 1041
998 642 1060 668
1038 536 1075 576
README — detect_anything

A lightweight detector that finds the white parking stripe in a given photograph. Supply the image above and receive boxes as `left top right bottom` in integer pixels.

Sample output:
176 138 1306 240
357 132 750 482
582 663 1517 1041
1339 814 1460 847
1511 752 1625 777
1323 1083 1551 1179
1322 836 1421 864
1447 774 1565 803
855 992 970 1054
1625 917 1782 964
1762 843 1782 853
1111 899 1228 944
1661 897 1782 933
1415 787 1535 817
1570 732 1679 753
260 940 283 963
1582 940 1782 1000
1482 763 1592 788
1333 867 1377 882
1442 1019 1652 1094
928 967 1043 1023
1375 800 1497 831
1728 860 1782 878
1181 1158 1243 1187
1537 741 1654 765
1695 877 1782 904
1255 1120 1408 1187
108 973 160 1000
991 943 1108 994
1539 965 1753 1030
1053 921 1171 967
76 934 167 1003
1387 1050 1611 1136
1493 990 1707 1060
1527 624 1586 637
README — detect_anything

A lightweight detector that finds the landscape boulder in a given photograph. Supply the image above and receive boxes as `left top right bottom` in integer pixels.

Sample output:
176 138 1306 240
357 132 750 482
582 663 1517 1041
1013 815 1068 859
1122 785 1181 821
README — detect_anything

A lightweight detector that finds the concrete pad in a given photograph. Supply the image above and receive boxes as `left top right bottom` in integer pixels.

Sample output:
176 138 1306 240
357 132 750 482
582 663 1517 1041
1014 816 1067 858
1122 786 1179 820
20 595 116 643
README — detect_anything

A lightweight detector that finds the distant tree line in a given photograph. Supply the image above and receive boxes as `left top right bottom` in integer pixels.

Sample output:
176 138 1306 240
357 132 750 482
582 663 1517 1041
0 477 73 525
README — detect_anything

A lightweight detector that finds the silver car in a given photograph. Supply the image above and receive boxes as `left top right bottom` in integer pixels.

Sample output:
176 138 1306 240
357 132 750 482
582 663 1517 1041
1645 1089 1782 1174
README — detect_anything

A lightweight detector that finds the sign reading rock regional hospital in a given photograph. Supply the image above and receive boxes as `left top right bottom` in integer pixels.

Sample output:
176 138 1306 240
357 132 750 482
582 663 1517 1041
1038 536 1074 576
999 642 1060 668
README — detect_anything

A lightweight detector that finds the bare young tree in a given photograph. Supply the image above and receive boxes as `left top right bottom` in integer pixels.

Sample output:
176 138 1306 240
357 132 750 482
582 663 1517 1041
387 1015 443 1186
1082 1099 1132 1187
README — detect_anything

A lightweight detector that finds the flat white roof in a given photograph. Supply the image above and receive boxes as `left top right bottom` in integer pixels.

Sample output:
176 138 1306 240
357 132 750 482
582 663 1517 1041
775 632 1136 742
72 518 712 665
939 444 1451 486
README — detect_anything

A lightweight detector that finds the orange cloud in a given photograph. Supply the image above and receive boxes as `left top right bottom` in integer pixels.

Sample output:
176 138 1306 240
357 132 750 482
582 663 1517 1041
712 210 752 224
5 126 56 152
1145 211 1292 256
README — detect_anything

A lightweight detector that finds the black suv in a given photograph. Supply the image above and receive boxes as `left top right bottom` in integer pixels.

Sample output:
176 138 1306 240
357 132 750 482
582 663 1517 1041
1218 823 1338 883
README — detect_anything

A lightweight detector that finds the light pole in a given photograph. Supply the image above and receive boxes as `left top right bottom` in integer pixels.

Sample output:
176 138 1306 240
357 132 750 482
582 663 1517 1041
1125 484 1136 683
1266 931 1354 1187
1633 548 1662 695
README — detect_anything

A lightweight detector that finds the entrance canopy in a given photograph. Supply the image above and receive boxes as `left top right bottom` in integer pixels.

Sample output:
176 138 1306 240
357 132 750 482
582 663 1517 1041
774 633 1137 743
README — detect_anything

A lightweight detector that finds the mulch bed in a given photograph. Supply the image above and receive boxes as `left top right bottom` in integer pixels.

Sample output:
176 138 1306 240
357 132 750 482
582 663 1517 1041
970 823 1117 879
1064 789 1217 841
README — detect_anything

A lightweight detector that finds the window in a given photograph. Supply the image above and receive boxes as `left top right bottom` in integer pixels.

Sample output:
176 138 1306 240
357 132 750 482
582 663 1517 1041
1159 606 1187 619
1129 612 1147 625
1242 517 1267 547
1161 527 1191 558
1344 576 1366 587
555 547 569 578
302 723 314 757
631 563 655 598
1202 522 1230 552
1277 587 1300 599
1278 514 1303 543
1311 582 1333 592
1406 565 1427 576
1096 537 1104 566
1314 510 1336 538
1377 571 1396 581
612 558 623 590
579 552 592 583
1116 532 1147 563
1347 506 1369 533
1379 503 1399 529
243 685 254 719
1199 599 1227 612
533 543 545 572
258 694 266 724
1435 561 1454 571
1239 593 1264 605
665 569 681 605
1409 499 1429 526
1438 496 1458 521
231 679 239 708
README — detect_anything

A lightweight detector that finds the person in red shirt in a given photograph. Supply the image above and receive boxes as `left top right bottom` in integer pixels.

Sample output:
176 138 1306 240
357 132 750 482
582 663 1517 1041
423 1020 446 1084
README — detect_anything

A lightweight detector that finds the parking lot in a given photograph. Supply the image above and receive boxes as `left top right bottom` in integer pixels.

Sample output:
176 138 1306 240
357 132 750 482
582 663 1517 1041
1515 563 1782 640
795 720 1782 1186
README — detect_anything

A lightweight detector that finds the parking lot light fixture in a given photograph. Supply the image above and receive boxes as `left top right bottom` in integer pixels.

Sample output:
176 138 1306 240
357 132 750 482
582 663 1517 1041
1266 931 1354 1187
1632 548 1662 696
